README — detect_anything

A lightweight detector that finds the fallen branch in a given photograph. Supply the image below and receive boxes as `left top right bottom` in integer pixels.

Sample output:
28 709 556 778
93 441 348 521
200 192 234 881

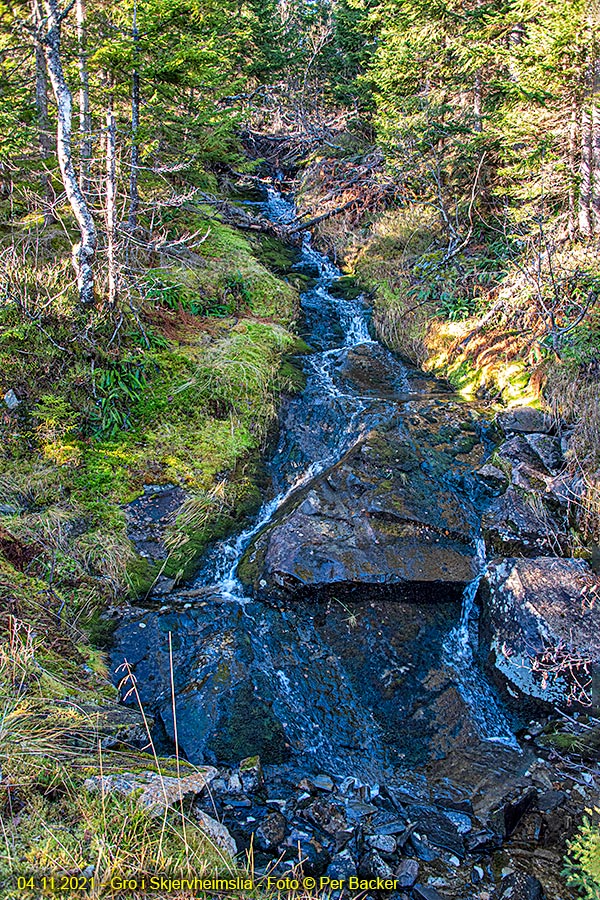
287 197 357 234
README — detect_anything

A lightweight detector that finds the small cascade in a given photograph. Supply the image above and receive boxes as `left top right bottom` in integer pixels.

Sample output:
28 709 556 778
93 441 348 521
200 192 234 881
443 538 519 748
111 181 524 782
194 186 391 597
198 460 325 599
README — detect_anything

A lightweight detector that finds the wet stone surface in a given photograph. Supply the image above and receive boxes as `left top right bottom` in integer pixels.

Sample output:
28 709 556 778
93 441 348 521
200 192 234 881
110 187 598 899
125 484 187 561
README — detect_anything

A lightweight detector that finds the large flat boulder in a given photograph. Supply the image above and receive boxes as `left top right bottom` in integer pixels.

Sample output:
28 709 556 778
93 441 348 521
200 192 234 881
479 557 600 706
238 410 486 599
496 407 554 435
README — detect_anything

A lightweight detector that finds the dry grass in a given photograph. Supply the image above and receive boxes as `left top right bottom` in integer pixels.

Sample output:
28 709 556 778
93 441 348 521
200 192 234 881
0 618 246 899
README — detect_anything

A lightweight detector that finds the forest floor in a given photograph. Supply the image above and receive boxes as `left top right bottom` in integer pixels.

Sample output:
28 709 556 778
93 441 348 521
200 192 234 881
0 181 308 895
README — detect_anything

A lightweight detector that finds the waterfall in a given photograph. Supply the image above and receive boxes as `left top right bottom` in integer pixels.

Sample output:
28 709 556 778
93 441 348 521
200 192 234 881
443 538 519 748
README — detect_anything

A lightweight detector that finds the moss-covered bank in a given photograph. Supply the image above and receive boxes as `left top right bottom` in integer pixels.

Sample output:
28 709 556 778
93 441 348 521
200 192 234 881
0 192 304 893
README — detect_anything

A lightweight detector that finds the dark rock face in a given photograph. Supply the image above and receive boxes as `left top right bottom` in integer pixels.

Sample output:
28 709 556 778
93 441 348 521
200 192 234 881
413 885 450 900
239 406 489 599
395 858 419 888
256 811 287 850
523 434 563 474
409 805 466 857
482 489 569 557
481 427 571 556
492 872 544 900
474 464 509 496
497 407 554 435
125 484 187 561
479 557 600 705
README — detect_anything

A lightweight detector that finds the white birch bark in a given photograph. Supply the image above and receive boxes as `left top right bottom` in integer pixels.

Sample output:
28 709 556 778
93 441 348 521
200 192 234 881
37 0 96 305
33 8 55 224
591 102 600 234
590 57 600 234
105 105 118 305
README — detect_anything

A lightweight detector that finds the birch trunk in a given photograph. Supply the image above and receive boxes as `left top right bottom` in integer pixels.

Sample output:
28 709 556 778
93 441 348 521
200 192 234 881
105 105 118 306
38 0 96 305
592 102 600 233
591 59 600 234
76 0 92 195
128 2 140 232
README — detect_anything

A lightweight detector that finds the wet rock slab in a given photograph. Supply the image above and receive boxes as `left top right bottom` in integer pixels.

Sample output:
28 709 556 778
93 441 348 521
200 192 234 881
111 595 479 772
239 404 491 598
479 557 600 705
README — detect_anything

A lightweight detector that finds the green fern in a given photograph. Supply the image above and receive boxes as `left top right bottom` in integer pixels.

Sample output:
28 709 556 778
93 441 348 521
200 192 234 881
564 809 600 900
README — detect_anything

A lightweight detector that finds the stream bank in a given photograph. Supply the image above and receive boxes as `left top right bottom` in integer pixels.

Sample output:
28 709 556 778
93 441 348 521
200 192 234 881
109 185 600 900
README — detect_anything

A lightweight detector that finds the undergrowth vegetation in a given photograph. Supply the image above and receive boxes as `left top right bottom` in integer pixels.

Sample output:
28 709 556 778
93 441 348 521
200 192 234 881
0 617 247 898
0 199 302 601
0 169 303 891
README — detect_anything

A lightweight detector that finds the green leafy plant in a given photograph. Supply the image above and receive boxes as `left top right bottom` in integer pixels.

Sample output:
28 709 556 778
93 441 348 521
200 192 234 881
91 360 147 438
437 291 473 321
564 809 600 900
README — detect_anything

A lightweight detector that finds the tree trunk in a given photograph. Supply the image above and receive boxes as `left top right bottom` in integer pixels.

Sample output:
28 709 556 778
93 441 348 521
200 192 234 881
76 0 92 195
105 104 118 306
33 8 55 225
38 0 96 305
127 2 140 232
507 23 525 83
580 106 593 237
591 59 600 234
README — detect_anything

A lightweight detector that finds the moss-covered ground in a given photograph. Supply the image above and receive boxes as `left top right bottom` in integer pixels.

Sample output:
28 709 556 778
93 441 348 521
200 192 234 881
0 184 304 894
298 143 600 545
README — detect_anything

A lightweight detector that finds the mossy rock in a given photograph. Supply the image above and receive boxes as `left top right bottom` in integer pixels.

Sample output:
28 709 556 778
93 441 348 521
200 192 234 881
329 275 363 301
207 682 290 765
538 725 600 759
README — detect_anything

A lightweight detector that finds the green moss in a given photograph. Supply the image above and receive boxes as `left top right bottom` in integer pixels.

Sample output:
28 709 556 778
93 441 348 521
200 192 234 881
538 726 600 758
253 232 300 275
207 682 290 765
86 610 118 650
329 275 363 301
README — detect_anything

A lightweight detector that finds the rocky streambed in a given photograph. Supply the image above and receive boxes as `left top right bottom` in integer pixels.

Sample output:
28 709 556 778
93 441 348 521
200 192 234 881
109 188 600 899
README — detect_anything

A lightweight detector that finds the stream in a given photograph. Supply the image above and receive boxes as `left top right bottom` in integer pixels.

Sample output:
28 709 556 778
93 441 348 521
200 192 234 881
111 186 532 815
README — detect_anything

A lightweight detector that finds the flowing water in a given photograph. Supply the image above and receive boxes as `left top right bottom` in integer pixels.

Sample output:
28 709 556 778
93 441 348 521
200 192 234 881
111 186 524 792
